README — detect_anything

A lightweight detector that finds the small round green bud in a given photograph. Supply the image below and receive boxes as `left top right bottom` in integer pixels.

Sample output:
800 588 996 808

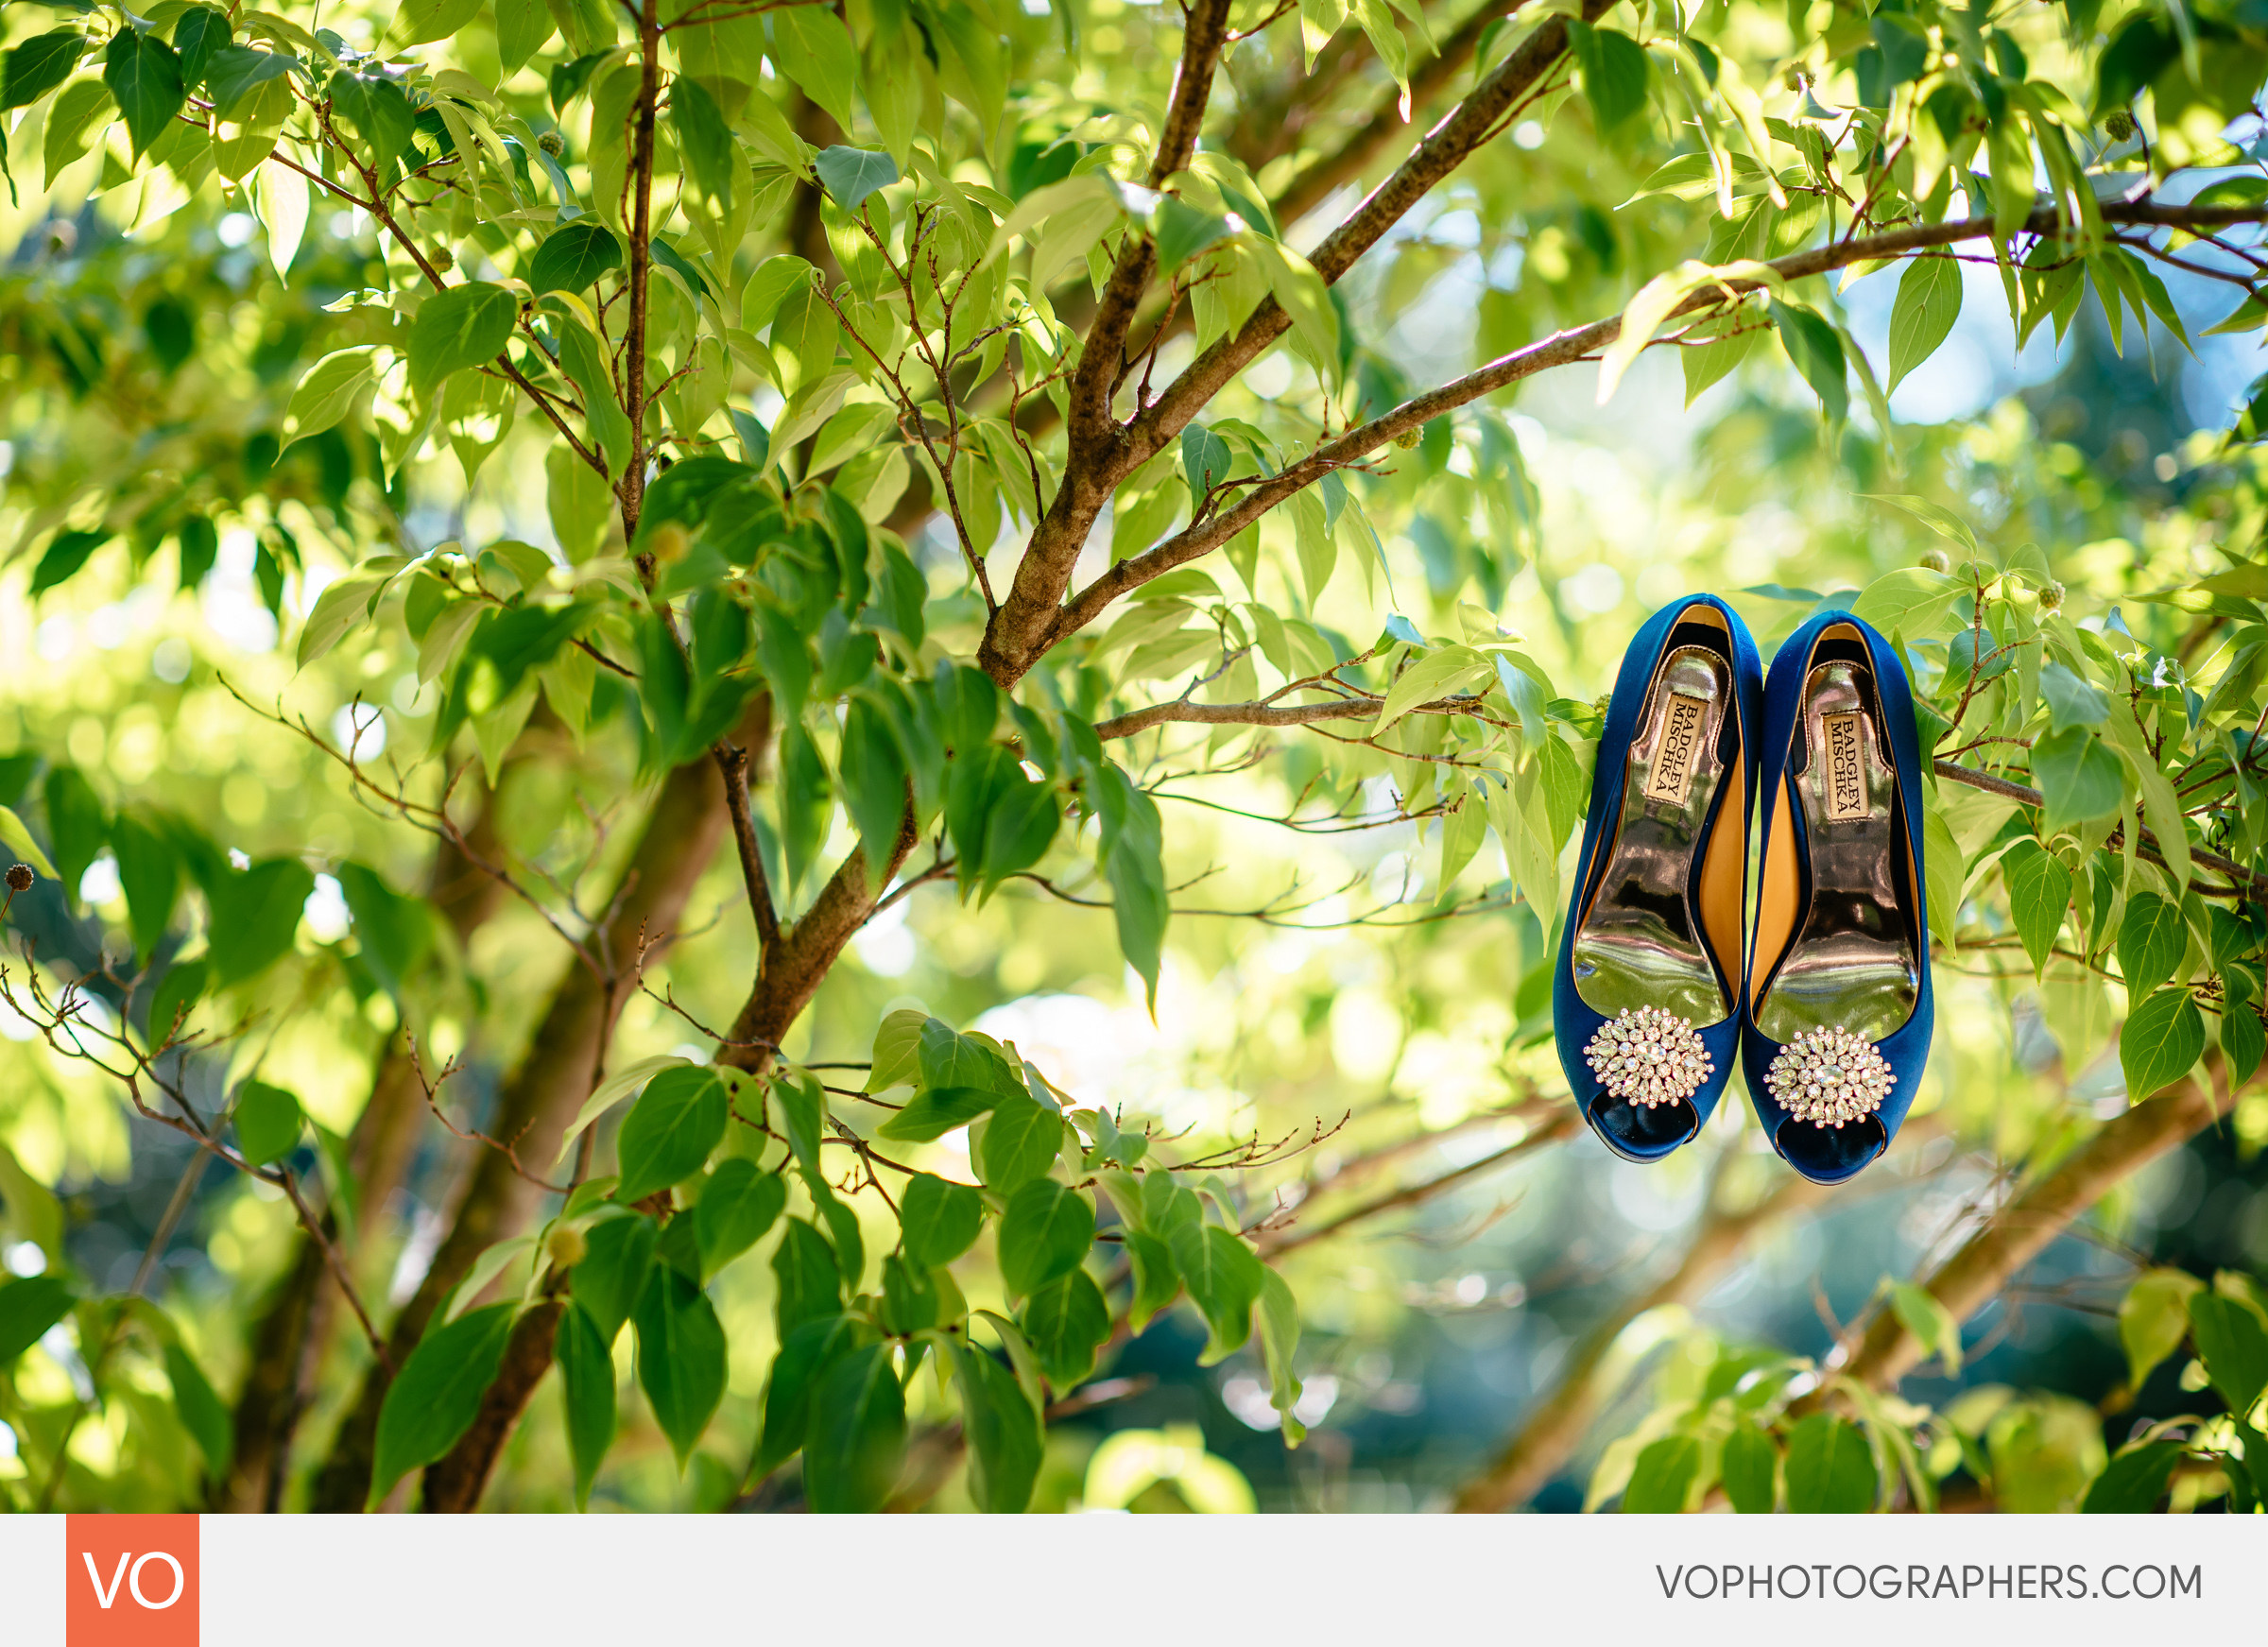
431 244 455 271
1918 548 1951 574
538 130 567 158
546 1225 589 1269
5 865 33 893
648 523 689 565
2104 110 2137 143
2038 580 2066 614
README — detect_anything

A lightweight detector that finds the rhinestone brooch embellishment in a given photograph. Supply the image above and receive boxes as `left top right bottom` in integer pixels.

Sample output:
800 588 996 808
1582 1005 1713 1108
1764 1026 1896 1128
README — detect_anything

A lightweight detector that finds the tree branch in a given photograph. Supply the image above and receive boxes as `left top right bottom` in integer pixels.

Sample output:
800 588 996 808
1257 1109 1576 1258
1823 1069 2239 1396
1270 0 1530 230
1051 197 2268 646
621 8 665 544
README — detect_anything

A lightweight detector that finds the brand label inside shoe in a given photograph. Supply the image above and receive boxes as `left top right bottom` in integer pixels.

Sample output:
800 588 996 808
1822 712 1868 820
1643 692 1710 806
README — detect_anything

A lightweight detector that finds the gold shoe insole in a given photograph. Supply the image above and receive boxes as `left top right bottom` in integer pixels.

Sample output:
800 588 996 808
1752 660 1919 1043
1572 643 1733 1027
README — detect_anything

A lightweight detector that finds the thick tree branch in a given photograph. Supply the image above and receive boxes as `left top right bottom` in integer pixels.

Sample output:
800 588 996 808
1270 0 1530 230
1051 198 2268 648
979 0 1610 686
1065 0 1239 461
1824 1070 2239 1396
310 743 736 1511
621 9 665 543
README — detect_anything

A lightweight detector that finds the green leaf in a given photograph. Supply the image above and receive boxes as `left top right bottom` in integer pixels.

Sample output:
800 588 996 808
369 1303 517 1506
1886 254 1963 392
44 765 105 901
838 697 910 885
1890 1280 1962 1375
772 6 859 134
111 813 178 965
527 222 623 298
1851 566 1963 636
31 529 111 598
1171 1221 1264 1364
2039 661 2109 731
1620 1434 1702 1511
804 1342 906 1511
1017 1268 1108 1392
335 861 433 998
102 28 185 158
1568 20 1651 131
951 1338 1043 1511
633 1265 728 1468
2034 725 2127 831
2119 1267 2205 1390
232 1080 304 1169
772 1215 843 1335
978 1092 1065 1190
1180 421 1234 512
2120 986 2206 1100
693 1158 785 1279
147 959 207 1042
878 1252 944 1334
0 1275 76 1364
1782 1412 1877 1512
813 145 898 214
2190 1292 2268 1415
2117 890 2188 996
612 1067 728 1204
555 1300 616 1509
1125 1229 1178 1332
865 1007 928 1093
1095 763 1169 1010
394 0 484 47
1861 492 1983 558
2079 1440 2184 1512
1377 643 1489 736
327 72 416 172
282 346 381 448
876 1087 997 1143
0 805 58 881
1154 197 1229 270
671 77 735 206
570 1211 657 1344
405 283 519 397
1256 1267 1304 1444
754 1313 872 1477
1771 298 1848 424
495 0 553 73
2001 841 2072 977
205 858 317 986
164 1343 232 1480
2223 1006 2265 1087
202 45 294 117
997 1179 1092 1297
1722 1418 1778 1512
3 32 84 113
898 1172 984 1268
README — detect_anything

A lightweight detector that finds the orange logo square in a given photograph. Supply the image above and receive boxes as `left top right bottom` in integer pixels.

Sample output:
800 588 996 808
65 1515 198 1646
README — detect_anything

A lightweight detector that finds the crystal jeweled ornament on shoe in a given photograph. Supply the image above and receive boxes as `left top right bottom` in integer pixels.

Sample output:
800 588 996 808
1740 611 1933 1185
1761 1025 1895 1129
1553 596 1761 1163
1582 1006 1715 1109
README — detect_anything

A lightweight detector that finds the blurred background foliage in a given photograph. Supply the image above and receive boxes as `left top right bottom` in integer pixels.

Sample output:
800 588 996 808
0 0 2264 1513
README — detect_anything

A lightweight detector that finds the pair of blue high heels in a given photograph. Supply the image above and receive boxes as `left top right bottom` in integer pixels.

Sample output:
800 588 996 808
1553 596 1933 1186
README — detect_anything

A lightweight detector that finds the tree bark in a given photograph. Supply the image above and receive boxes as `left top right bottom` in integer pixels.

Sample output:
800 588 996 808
309 746 734 1510
1830 1072 2235 1394
214 733 534 1512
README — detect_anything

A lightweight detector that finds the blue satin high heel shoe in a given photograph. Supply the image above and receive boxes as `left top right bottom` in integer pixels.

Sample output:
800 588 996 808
1742 611 1933 1184
1555 596 1762 1161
